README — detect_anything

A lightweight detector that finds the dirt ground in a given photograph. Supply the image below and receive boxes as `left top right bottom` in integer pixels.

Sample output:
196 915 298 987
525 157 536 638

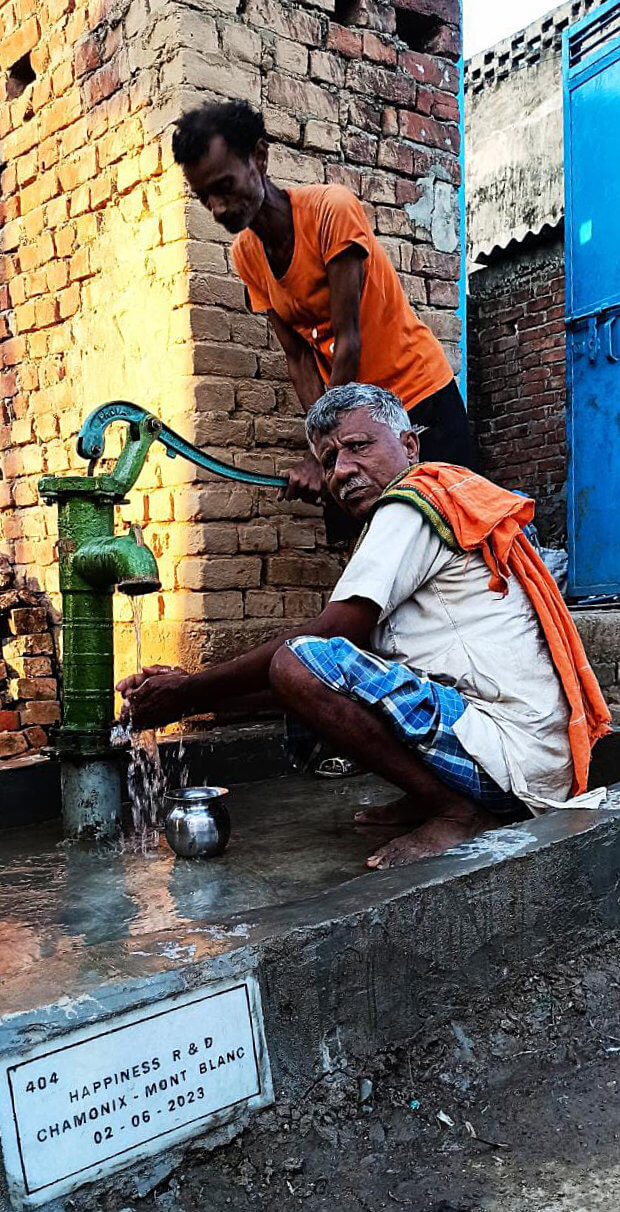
111 934 620 1212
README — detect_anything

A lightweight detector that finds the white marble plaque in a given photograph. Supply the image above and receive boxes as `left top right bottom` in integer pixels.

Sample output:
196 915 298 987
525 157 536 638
0 977 272 1207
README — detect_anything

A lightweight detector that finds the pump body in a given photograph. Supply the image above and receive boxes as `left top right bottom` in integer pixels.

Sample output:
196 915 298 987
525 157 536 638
39 401 285 841
40 464 159 838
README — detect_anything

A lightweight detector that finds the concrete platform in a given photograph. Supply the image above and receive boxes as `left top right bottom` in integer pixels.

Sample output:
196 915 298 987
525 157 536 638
1 735 620 1210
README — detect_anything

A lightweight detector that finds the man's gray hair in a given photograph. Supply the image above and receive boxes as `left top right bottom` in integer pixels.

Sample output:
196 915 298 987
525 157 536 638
305 383 418 444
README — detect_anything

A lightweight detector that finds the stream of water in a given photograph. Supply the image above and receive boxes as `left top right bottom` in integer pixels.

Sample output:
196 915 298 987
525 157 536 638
110 596 192 850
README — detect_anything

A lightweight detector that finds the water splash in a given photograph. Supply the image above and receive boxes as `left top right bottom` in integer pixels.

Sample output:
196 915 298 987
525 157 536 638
113 594 192 850
111 722 165 853
177 732 192 788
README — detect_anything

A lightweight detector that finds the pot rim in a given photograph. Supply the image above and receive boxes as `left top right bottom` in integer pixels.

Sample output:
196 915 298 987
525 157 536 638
164 785 229 805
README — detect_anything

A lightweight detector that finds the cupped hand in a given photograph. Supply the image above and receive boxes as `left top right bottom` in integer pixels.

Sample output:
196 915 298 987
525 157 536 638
279 452 324 504
117 665 190 730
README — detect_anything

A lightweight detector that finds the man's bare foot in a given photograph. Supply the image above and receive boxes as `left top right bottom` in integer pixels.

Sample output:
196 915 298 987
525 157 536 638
366 808 500 870
354 795 430 828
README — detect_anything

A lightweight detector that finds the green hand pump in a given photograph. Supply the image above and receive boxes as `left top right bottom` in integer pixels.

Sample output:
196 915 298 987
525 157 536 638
40 401 287 840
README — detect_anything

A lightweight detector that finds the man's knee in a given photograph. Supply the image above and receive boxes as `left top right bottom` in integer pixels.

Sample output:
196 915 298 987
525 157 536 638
269 639 325 706
269 642 304 703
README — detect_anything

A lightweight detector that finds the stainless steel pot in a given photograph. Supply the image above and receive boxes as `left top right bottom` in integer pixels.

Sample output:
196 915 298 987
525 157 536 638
164 786 231 858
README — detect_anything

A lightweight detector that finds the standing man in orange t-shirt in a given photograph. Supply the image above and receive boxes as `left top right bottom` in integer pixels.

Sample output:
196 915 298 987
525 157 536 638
172 100 474 523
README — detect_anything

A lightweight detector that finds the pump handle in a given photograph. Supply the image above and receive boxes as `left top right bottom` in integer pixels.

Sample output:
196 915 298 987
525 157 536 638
77 401 288 489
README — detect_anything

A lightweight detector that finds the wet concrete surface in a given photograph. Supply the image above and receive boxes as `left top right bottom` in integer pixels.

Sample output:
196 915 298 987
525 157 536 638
0 772 397 972
2 758 620 1210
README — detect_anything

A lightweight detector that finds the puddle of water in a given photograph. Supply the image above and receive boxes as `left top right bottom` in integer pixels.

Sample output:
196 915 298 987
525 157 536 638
444 828 533 862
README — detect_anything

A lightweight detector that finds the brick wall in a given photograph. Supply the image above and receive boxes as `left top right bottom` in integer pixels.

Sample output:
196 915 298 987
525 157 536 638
1 0 464 698
467 237 567 545
573 611 620 729
0 590 61 760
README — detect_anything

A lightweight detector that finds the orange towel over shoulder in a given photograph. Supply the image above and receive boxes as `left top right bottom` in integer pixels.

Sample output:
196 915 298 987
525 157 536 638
381 465 611 795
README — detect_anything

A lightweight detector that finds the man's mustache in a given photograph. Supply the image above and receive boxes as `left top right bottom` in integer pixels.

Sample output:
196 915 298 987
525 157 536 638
339 476 372 501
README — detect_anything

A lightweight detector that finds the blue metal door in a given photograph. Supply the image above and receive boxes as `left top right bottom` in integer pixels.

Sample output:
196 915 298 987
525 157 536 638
564 1 620 595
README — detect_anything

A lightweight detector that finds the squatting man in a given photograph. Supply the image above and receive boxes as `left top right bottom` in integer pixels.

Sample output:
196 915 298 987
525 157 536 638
118 385 610 871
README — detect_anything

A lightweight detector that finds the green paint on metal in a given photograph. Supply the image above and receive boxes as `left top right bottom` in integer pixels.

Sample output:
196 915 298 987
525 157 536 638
77 400 289 489
39 474 159 765
39 395 288 837
74 533 160 596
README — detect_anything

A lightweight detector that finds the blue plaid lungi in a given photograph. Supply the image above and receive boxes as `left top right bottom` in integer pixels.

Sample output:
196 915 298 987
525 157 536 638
285 635 520 815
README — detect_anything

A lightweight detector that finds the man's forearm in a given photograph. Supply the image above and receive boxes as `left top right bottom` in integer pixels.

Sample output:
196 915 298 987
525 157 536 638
287 348 325 412
123 598 379 729
180 599 374 718
183 627 300 715
328 337 361 389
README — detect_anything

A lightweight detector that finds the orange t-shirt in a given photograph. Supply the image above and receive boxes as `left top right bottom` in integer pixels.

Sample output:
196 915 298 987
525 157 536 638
231 184 454 411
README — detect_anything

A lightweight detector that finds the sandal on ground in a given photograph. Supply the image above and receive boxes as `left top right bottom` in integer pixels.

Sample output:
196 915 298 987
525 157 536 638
314 756 363 779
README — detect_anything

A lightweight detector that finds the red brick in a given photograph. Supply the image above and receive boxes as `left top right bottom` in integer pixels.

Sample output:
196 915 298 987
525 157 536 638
1 371 18 398
342 130 378 166
363 31 397 63
39 92 82 140
427 279 459 308
426 22 461 60
83 59 125 107
90 173 113 209
327 23 363 58
69 247 92 281
0 733 28 759
46 260 70 292
19 701 61 726
24 725 48 748
410 246 459 280
325 164 363 192
2 337 27 366
54 225 75 258
432 93 460 123
347 60 416 106
414 84 434 116
9 607 47 634
399 49 445 88
267 73 339 123
21 174 60 215
52 59 74 96
377 139 413 174
345 0 396 32
58 146 97 192
0 710 20 731
15 677 57 700
75 35 102 77
35 297 59 328
399 110 460 155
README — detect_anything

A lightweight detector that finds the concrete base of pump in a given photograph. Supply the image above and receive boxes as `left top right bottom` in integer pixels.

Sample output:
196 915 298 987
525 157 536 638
61 757 122 839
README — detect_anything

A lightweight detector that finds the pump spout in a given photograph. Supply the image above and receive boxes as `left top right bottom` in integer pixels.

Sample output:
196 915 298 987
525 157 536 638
74 525 160 597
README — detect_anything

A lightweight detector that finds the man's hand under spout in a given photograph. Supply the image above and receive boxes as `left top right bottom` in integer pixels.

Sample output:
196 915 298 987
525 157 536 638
117 665 191 730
